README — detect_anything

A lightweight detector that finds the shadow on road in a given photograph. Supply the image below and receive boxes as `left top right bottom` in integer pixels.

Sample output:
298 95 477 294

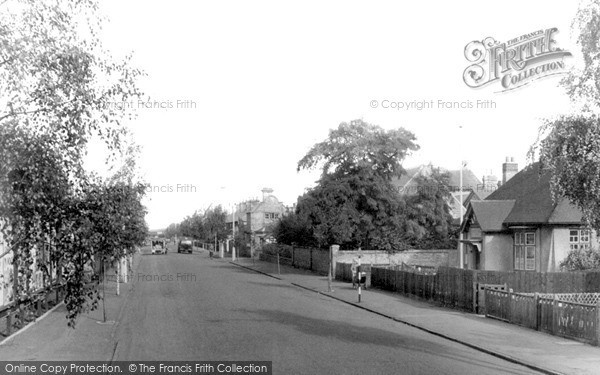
232 309 533 375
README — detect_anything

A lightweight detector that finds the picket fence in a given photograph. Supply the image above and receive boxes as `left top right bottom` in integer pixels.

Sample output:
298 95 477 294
485 289 600 345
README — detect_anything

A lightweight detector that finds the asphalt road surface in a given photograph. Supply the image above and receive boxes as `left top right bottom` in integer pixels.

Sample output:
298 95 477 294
112 247 540 375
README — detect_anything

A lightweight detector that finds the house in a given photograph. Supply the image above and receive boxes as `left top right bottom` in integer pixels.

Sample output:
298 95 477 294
226 188 289 246
459 162 597 272
392 164 497 223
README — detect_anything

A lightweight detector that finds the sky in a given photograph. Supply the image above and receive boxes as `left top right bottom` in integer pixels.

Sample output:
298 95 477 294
88 0 583 230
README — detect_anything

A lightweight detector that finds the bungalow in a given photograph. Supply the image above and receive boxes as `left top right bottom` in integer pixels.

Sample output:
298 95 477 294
459 162 597 272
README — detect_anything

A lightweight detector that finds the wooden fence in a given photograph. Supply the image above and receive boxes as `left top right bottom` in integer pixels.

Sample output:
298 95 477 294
260 244 331 275
485 289 600 345
0 283 65 338
369 265 476 311
368 265 600 312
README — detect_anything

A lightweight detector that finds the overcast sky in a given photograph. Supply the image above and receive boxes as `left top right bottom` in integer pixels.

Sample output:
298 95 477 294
88 1 582 229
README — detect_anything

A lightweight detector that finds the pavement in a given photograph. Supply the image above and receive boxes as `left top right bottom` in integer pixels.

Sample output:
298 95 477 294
0 254 141 360
229 256 600 375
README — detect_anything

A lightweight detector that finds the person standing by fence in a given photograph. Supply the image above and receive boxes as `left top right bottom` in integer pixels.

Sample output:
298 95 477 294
351 254 362 289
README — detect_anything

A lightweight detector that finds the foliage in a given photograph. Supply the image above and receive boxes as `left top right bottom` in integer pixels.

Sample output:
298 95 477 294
561 0 600 111
273 211 317 248
0 0 145 327
203 205 229 242
298 119 419 180
179 211 206 240
403 168 457 248
535 115 600 234
560 247 600 271
164 223 180 239
288 119 457 250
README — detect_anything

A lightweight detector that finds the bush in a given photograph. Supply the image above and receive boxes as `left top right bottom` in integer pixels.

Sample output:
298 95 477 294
560 247 600 271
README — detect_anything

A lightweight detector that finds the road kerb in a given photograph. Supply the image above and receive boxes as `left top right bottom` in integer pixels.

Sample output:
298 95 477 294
231 261 564 375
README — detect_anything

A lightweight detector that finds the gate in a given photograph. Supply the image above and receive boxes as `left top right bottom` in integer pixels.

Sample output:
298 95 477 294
476 283 507 315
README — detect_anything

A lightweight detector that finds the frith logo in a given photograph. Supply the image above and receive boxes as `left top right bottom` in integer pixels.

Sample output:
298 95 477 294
463 28 572 92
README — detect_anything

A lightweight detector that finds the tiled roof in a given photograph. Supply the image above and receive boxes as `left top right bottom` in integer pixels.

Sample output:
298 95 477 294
485 162 583 226
392 164 482 194
471 200 516 232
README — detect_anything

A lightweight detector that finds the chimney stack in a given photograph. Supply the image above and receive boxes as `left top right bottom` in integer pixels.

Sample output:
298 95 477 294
502 157 518 184
261 187 274 201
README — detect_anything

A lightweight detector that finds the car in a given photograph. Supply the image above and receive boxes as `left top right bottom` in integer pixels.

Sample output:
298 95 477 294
151 239 167 254
177 239 193 254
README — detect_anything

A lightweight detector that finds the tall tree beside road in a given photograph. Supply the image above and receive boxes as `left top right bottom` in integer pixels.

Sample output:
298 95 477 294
0 0 145 326
561 0 600 111
528 1 600 266
403 169 457 249
179 211 206 240
536 115 600 234
203 206 229 243
530 1 600 238
295 120 419 249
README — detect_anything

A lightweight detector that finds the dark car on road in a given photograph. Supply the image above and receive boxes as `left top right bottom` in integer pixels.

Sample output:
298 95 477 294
177 239 193 254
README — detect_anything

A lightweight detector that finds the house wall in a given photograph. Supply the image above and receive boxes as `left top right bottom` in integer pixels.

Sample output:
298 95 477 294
539 227 553 272
482 233 512 271
548 227 600 271
247 198 286 232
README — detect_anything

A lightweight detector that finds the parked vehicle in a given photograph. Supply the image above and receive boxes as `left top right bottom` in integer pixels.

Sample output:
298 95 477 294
178 239 193 254
151 239 167 255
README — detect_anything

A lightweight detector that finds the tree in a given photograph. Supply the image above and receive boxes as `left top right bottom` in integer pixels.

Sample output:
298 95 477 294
0 0 144 326
295 120 419 249
534 115 600 231
203 206 228 243
179 211 205 240
403 168 457 248
273 211 317 248
529 2 600 265
298 119 419 180
561 0 600 111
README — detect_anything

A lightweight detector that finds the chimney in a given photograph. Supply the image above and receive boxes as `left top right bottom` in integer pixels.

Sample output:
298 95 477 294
502 157 518 184
261 187 274 201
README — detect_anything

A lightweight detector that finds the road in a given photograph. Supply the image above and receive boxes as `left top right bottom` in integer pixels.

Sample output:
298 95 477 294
112 246 540 375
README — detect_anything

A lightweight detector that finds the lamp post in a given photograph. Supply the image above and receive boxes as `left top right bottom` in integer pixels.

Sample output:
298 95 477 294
459 125 465 269
232 203 236 262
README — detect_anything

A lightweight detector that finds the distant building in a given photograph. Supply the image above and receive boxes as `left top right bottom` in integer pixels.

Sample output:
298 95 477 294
227 188 289 246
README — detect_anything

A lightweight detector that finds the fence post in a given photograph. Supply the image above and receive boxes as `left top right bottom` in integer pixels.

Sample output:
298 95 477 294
473 282 478 313
508 288 513 323
552 295 559 336
6 311 11 335
535 292 540 331
596 300 600 346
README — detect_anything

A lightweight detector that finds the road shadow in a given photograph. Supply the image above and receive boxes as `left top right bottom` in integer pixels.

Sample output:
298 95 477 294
234 308 533 375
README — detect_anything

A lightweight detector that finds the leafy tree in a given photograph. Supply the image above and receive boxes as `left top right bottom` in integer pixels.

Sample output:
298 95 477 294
203 205 228 242
164 223 181 239
179 211 206 240
0 0 144 326
535 115 600 233
403 168 457 248
273 211 317 248
298 119 419 180
295 120 419 249
561 0 600 111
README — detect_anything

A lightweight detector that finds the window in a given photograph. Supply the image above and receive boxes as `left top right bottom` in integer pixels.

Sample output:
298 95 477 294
514 231 535 271
570 229 591 250
264 213 279 220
